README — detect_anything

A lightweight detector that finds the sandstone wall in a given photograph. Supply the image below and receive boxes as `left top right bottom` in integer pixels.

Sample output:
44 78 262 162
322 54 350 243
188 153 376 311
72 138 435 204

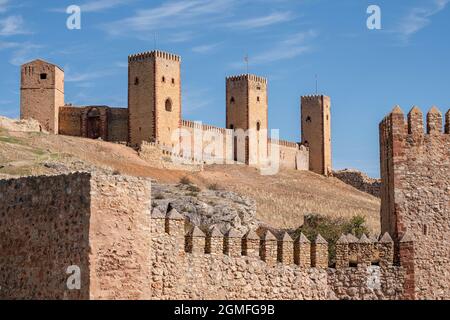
380 106 450 299
107 108 128 142
0 173 152 300
269 139 309 170
0 173 91 299
20 60 64 134
150 213 406 300
333 169 381 198
301 95 332 175
59 106 82 137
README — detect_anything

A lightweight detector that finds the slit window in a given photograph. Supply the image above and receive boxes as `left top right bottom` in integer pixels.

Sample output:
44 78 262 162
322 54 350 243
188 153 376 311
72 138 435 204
230 97 235 104
134 77 139 85
306 116 312 123
165 98 172 112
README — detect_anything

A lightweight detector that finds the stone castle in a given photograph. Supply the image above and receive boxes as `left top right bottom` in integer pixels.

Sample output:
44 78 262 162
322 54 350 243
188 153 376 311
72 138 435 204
0 104 448 299
2 49 448 300
19 50 331 175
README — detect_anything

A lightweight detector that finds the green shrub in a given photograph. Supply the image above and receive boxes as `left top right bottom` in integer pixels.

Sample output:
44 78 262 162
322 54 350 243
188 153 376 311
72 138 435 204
187 185 201 193
154 194 165 200
293 213 369 266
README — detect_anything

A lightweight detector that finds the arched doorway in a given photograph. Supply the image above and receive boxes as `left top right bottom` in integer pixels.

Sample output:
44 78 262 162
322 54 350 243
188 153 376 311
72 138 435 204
87 108 101 139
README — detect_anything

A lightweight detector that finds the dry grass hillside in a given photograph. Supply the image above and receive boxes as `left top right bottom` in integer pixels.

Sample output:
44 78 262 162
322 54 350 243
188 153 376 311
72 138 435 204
0 119 381 233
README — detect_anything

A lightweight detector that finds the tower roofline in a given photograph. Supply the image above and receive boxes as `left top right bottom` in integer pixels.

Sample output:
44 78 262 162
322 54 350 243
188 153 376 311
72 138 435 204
226 74 267 84
22 59 64 72
128 50 181 62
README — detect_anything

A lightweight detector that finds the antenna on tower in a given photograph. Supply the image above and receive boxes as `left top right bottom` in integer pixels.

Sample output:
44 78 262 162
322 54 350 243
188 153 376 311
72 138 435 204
244 53 249 74
315 74 318 94
154 32 157 50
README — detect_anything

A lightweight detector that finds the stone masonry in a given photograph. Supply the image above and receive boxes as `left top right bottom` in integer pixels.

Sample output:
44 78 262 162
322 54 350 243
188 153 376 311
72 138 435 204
380 105 450 299
20 50 329 175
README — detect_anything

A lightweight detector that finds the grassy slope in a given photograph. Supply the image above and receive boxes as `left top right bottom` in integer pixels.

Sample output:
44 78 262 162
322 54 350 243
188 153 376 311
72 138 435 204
0 128 381 233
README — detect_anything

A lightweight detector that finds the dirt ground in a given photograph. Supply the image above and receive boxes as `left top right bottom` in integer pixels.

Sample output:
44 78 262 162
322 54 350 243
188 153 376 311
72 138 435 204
0 127 381 233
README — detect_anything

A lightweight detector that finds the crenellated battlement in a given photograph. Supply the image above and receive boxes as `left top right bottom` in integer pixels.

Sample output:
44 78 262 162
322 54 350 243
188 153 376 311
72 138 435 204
381 105 450 137
151 208 330 268
335 233 395 269
128 50 181 62
226 74 267 84
379 105 450 299
301 95 327 101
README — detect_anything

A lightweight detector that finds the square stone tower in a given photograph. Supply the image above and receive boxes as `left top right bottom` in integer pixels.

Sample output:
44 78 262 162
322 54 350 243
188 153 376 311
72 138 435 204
226 74 268 165
301 95 332 175
20 59 64 133
128 50 181 147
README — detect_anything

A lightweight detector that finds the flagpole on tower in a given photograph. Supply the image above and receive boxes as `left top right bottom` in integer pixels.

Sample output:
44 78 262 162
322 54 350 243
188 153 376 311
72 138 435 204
244 54 249 74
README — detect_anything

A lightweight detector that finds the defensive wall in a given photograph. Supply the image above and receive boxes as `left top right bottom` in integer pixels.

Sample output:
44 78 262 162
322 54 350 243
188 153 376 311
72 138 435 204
379 106 450 299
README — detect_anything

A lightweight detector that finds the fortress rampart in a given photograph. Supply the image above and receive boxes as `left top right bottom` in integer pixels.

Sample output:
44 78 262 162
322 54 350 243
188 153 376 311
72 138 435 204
380 106 450 299
1 172 409 300
0 173 152 299
20 51 331 174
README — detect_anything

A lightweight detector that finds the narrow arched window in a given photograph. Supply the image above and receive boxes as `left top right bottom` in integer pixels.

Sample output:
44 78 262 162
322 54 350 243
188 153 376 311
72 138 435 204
306 116 312 123
165 98 172 112
134 77 139 85
230 97 235 104
256 121 261 131
229 124 234 129
257 96 260 102
162 76 166 83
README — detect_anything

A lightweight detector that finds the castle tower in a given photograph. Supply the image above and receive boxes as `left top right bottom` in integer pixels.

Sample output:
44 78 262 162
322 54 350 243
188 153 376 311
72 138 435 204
301 95 332 175
226 74 268 165
128 50 181 147
20 59 64 133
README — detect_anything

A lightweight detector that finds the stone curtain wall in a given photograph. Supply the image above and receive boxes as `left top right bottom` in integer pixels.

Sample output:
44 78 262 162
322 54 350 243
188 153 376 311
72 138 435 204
58 106 83 137
107 108 128 143
150 211 406 300
333 169 381 198
0 173 152 300
0 173 92 299
380 106 450 299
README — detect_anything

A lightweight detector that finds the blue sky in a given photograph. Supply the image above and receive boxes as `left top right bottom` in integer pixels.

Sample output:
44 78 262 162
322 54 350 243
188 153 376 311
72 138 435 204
0 0 449 177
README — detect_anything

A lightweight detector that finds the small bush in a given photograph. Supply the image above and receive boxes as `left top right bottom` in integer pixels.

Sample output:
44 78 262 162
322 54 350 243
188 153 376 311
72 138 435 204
187 185 201 193
207 183 220 191
154 194 165 200
179 176 192 185
294 213 369 266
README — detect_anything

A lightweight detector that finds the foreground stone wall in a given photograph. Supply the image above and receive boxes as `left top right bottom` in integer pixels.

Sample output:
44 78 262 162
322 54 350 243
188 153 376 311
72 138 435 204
0 173 91 299
380 106 450 299
150 211 406 300
0 173 152 300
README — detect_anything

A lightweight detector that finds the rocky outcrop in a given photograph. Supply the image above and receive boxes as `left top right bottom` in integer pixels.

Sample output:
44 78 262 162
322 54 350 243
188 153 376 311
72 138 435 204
333 169 381 198
152 183 259 234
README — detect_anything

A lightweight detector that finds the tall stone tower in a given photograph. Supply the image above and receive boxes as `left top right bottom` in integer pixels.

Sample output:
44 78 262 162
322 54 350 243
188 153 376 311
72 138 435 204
301 95 332 175
226 74 268 165
20 59 64 134
128 50 181 147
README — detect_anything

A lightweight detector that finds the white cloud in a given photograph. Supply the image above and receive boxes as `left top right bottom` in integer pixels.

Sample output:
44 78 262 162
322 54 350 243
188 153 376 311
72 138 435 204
0 0 9 12
9 43 42 66
395 0 449 41
50 0 133 13
0 0 9 13
104 0 236 35
0 15 29 36
230 30 317 67
65 68 116 82
192 43 221 54
81 0 134 12
224 12 293 29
